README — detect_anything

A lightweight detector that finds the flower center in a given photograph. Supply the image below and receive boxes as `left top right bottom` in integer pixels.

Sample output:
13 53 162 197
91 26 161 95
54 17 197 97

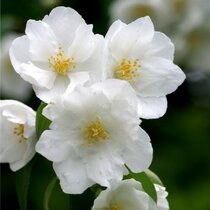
110 204 120 210
13 124 27 143
49 48 75 76
173 0 187 12
134 5 154 17
84 118 109 146
115 58 141 83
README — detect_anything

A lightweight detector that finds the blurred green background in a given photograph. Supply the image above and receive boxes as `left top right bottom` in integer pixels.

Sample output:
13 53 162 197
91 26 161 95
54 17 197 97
1 0 210 209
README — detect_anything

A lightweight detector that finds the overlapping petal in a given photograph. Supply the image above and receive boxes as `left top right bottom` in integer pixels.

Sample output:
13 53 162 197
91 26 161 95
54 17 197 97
36 81 153 193
9 7 105 103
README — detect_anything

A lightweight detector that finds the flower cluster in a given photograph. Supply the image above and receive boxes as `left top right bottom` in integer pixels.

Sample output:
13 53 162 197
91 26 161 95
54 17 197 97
1 6 185 209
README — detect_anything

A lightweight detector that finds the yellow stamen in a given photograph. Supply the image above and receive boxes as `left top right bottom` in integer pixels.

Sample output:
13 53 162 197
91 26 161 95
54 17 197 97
84 118 109 146
13 124 27 143
115 58 141 83
110 204 120 210
49 48 75 76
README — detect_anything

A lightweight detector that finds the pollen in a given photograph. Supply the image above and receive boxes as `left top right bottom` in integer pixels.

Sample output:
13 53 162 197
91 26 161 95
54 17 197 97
49 48 75 76
110 204 120 210
13 124 27 143
84 118 109 146
115 58 141 83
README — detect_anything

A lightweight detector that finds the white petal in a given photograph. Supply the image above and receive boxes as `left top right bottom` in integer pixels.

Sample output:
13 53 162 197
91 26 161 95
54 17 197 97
137 96 167 119
18 62 56 89
25 20 59 62
105 19 126 41
0 129 27 164
75 34 106 82
135 58 186 97
108 16 154 58
53 157 94 194
10 135 36 171
0 100 35 124
68 24 95 62
92 79 137 104
36 130 71 162
125 16 155 45
123 127 153 172
32 74 69 103
9 35 30 73
1 34 32 101
43 6 85 50
42 103 63 121
85 148 124 187
145 32 175 60
155 184 169 210
66 71 90 93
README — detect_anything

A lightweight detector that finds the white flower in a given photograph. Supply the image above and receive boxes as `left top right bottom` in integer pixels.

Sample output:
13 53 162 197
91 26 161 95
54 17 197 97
109 0 169 30
0 33 32 101
171 0 210 72
92 179 157 210
155 184 169 210
36 79 153 194
0 100 36 171
9 6 105 103
105 16 185 119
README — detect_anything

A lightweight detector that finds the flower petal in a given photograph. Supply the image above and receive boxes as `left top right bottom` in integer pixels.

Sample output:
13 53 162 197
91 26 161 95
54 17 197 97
33 75 69 103
53 157 94 194
66 71 90 93
10 135 36 171
92 79 137 109
18 62 56 89
108 16 154 58
36 130 71 162
75 34 105 82
85 147 124 187
137 96 167 119
105 20 126 41
145 32 175 60
123 127 153 172
68 24 95 62
135 58 186 97
0 100 35 124
25 20 59 62
43 6 85 50
9 35 30 73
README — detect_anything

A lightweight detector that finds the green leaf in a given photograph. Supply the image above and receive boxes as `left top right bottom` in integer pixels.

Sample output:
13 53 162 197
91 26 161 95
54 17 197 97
125 170 157 202
44 177 58 210
36 102 51 139
15 156 37 210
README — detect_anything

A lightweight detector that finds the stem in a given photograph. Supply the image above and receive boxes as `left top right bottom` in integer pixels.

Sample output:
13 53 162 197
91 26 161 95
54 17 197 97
44 177 58 210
